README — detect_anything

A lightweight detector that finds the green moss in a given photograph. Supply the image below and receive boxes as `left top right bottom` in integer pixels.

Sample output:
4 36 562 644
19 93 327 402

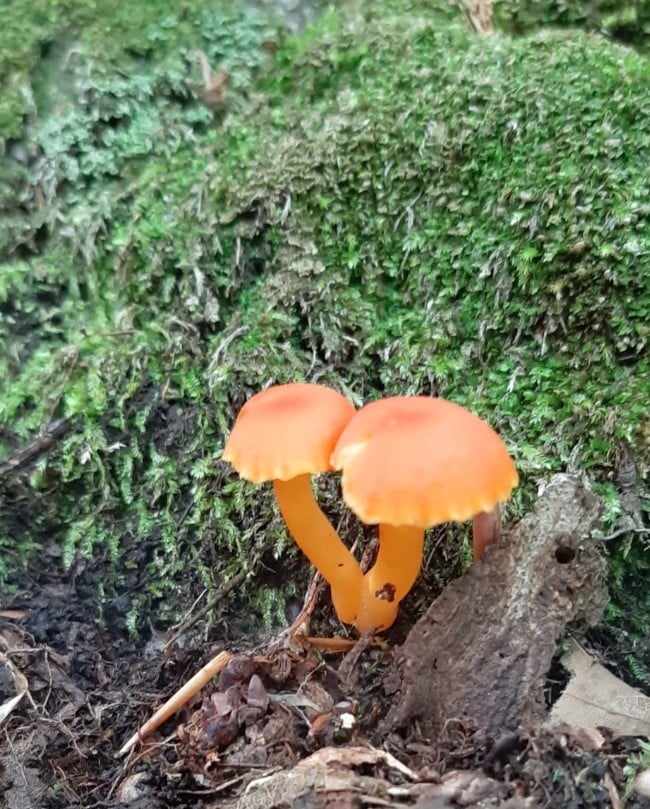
494 0 650 51
1 1 648 656
0 0 280 140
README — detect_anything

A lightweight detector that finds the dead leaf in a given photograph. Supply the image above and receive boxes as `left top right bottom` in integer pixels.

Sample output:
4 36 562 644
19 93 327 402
554 724 606 752
546 639 650 735
603 771 623 809
234 745 419 809
0 611 28 620
231 747 522 809
0 652 30 724
278 744 419 780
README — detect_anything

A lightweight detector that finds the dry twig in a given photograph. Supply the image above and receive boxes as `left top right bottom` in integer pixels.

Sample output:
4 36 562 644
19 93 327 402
0 419 70 480
119 650 233 756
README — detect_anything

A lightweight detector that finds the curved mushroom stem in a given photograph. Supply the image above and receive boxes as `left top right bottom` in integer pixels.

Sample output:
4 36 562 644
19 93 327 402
355 524 424 634
472 503 501 561
273 476 362 625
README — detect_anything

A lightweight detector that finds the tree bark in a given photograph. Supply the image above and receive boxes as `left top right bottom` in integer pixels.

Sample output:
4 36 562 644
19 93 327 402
381 474 607 738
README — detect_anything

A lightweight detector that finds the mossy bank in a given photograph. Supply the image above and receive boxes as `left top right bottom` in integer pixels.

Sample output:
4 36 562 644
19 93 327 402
1 1 648 679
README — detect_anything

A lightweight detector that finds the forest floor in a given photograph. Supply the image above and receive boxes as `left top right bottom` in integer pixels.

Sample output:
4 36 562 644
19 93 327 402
1 0 649 806
1 528 649 808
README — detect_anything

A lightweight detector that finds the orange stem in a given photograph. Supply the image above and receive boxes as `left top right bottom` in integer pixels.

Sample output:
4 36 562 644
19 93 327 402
472 503 501 561
273 476 362 624
355 524 424 633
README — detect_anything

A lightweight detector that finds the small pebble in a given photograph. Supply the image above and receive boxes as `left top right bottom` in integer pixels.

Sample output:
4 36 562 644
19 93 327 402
634 768 650 798
116 772 151 804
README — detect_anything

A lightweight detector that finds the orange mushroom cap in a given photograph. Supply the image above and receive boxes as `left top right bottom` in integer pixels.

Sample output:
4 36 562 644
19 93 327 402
331 396 518 528
222 382 363 626
223 382 355 482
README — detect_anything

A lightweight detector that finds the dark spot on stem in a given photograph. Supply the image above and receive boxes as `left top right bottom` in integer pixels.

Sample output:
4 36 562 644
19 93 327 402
375 582 396 602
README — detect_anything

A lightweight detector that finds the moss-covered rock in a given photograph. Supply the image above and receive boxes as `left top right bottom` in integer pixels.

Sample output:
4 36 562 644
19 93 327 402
1 1 648 671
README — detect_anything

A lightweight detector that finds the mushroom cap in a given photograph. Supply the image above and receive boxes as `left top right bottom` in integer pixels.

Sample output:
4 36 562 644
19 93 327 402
223 383 356 483
330 396 518 527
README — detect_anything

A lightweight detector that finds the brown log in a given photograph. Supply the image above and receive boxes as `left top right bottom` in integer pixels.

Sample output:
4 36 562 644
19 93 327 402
382 474 607 738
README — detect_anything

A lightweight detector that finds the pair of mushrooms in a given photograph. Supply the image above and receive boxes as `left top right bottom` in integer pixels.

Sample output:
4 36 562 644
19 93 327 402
222 383 518 633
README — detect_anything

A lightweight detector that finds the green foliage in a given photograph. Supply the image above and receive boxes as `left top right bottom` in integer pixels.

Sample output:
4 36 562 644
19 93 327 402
1 0 648 647
0 0 284 625
0 0 279 141
623 739 650 798
603 531 650 685
593 480 650 687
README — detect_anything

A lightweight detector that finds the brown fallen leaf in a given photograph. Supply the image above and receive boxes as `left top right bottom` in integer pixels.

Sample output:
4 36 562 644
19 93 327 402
0 652 29 724
545 639 650 736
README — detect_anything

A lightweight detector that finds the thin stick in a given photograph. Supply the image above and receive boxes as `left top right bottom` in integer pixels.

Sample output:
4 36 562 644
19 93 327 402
0 418 70 479
596 526 650 542
118 650 232 756
305 636 358 652
286 571 324 636
164 571 246 651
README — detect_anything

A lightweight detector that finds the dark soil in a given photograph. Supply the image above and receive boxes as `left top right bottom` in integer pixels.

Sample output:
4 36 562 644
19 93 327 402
1 531 649 809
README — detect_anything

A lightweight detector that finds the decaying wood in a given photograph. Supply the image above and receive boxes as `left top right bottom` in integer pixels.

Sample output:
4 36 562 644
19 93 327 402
231 745 534 809
382 474 607 738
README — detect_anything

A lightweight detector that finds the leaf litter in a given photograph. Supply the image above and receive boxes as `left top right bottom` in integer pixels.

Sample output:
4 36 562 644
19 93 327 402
2 539 650 808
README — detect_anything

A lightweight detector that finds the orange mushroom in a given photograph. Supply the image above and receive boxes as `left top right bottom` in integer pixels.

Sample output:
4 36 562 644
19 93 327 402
222 383 363 624
330 396 519 633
